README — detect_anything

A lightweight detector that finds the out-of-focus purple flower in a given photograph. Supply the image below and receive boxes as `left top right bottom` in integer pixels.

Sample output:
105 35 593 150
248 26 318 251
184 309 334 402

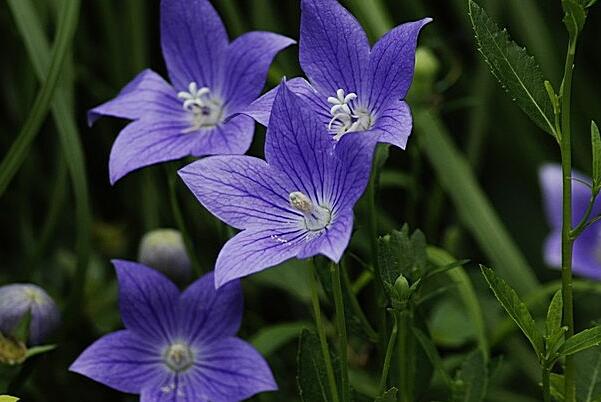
247 0 430 149
540 164 601 279
89 0 294 184
70 260 276 401
179 83 375 287
138 228 192 284
0 284 60 345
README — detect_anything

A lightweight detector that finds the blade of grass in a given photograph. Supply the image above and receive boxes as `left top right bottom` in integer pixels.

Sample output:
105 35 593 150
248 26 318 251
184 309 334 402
415 109 538 295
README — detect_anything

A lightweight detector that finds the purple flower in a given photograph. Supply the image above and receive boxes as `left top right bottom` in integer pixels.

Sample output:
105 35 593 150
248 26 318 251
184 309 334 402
89 0 294 184
70 260 276 401
178 82 374 287
247 0 430 148
540 164 601 279
0 284 60 345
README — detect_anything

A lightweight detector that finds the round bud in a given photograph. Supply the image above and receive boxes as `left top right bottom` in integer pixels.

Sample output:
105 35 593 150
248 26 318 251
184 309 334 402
0 284 60 345
138 229 192 284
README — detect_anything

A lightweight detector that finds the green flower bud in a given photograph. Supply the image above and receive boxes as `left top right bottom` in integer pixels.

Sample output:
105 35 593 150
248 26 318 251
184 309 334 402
394 274 411 302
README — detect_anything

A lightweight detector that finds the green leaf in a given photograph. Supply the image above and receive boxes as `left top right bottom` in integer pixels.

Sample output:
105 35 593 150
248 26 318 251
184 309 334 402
251 322 309 356
575 346 601 402
562 0 587 37
452 350 488 402
586 0 599 7
468 0 555 135
559 325 601 357
480 266 544 358
550 373 565 401
25 344 57 360
374 388 397 402
546 290 563 338
430 299 475 348
415 111 539 295
297 329 339 402
592 121 601 191
378 225 427 291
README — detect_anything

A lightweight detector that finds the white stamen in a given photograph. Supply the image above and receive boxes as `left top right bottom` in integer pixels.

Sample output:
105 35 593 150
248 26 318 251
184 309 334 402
163 342 194 373
326 88 373 140
177 81 224 131
289 191 332 232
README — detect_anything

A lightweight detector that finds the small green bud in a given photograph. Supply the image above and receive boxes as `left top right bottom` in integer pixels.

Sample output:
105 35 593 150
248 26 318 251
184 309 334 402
394 274 411 302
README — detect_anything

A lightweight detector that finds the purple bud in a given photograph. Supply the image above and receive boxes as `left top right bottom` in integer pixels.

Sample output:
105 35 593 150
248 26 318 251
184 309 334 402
138 229 192 284
0 284 60 345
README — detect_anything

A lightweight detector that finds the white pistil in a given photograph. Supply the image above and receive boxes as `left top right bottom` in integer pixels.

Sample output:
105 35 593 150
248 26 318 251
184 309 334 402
163 342 194 373
327 88 373 140
177 81 223 131
289 191 332 232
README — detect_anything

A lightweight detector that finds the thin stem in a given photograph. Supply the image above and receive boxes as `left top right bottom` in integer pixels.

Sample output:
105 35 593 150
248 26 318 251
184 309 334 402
571 192 599 238
309 263 340 402
378 311 398 393
397 310 414 402
341 264 379 343
542 365 551 402
331 263 350 402
560 35 578 402
168 172 203 276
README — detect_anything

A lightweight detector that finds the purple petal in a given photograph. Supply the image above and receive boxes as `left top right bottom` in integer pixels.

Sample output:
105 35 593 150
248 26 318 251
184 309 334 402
544 228 601 280
70 330 165 394
221 32 295 114
298 209 353 262
371 99 413 149
178 272 243 344
214 227 307 287
161 0 228 91
108 117 194 184
113 260 180 342
194 337 277 401
300 0 369 95
188 115 255 157
244 78 331 128
88 69 180 126
539 164 600 228
141 373 206 402
178 155 299 231
363 18 431 109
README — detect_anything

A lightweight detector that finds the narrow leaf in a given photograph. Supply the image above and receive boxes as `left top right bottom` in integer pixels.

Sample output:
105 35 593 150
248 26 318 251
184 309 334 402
251 322 309 356
480 266 544 357
546 290 563 338
24 344 57 360
468 0 555 135
592 121 601 190
559 325 601 357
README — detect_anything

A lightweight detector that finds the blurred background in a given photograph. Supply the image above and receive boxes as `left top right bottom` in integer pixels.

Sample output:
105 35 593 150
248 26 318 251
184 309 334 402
1 0 600 400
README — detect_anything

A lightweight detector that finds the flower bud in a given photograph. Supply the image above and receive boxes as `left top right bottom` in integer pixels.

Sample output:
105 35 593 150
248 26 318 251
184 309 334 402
0 284 60 345
138 229 192 284
394 274 411 302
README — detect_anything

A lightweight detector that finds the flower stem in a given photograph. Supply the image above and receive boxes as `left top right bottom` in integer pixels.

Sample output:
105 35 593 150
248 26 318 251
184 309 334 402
560 36 578 402
397 310 414 402
331 263 351 402
542 365 551 402
378 311 398 393
309 262 340 402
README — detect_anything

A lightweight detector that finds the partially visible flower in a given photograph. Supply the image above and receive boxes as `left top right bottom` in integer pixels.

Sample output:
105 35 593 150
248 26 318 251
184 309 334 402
89 0 294 184
179 82 375 287
0 284 60 345
70 261 276 401
138 228 191 284
540 164 601 279
247 0 430 148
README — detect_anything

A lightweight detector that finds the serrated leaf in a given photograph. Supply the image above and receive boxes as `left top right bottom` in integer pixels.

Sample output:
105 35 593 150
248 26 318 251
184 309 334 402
559 325 601 357
374 388 397 402
546 290 563 338
480 266 544 358
297 329 339 402
575 346 601 402
452 350 488 402
468 0 555 135
592 121 601 190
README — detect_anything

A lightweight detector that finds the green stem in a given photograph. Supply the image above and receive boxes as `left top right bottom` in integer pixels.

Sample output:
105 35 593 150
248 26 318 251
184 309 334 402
542 365 551 402
397 310 414 402
168 172 203 276
309 263 340 402
378 311 398 393
331 263 351 402
560 36 578 402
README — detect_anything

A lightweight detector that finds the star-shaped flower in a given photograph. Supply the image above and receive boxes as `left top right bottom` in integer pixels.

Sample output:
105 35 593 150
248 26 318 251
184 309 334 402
89 0 294 184
247 0 430 148
540 164 601 279
70 260 276 401
179 82 375 287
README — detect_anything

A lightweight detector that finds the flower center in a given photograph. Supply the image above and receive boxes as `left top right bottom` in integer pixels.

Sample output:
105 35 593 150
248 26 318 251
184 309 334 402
177 82 224 131
327 88 373 141
289 191 332 231
163 342 194 373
